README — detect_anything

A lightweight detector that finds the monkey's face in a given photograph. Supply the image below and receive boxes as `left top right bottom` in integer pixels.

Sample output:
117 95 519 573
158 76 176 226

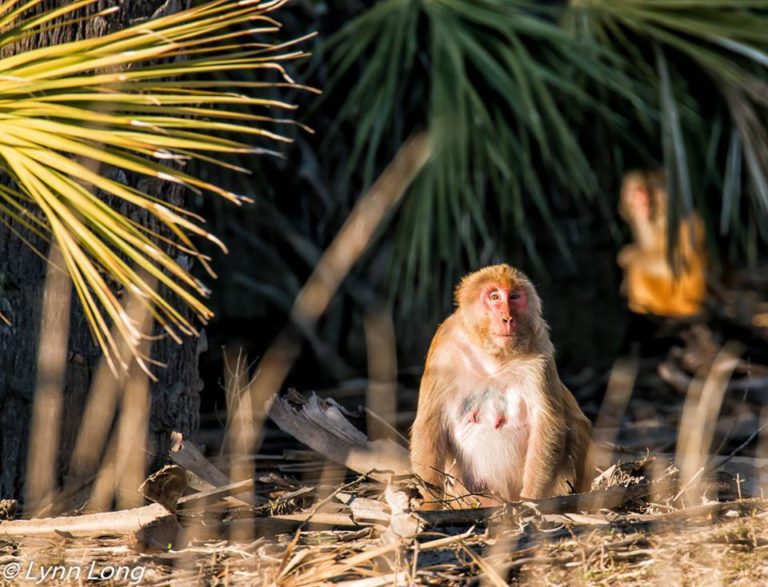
485 282 525 335
619 179 651 223
466 281 536 357
455 264 543 358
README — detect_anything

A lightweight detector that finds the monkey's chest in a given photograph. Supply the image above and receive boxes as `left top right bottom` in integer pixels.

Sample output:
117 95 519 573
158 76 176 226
449 388 531 498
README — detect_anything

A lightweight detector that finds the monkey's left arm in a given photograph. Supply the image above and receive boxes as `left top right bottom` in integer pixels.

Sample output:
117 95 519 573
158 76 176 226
521 376 591 498
561 387 594 492
520 399 570 499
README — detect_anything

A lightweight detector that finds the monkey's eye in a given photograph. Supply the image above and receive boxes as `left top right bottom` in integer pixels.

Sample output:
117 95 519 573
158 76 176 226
489 292 501 301
509 292 521 301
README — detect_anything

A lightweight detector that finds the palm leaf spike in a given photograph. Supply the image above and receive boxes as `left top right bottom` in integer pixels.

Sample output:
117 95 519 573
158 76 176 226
0 0 315 377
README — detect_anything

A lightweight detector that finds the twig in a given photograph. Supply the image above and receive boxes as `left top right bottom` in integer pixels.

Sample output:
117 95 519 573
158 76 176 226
672 466 705 503
417 483 654 526
707 421 768 475
297 474 368 533
459 539 507 587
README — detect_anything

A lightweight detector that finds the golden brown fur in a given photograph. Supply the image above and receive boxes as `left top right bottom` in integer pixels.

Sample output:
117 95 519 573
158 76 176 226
410 265 593 508
618 170 707 317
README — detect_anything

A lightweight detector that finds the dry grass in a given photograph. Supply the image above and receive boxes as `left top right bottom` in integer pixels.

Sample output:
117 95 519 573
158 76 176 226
2 467 768 586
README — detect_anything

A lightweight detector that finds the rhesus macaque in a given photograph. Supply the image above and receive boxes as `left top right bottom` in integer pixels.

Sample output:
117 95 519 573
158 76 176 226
617 169 707 318
410 265 593 507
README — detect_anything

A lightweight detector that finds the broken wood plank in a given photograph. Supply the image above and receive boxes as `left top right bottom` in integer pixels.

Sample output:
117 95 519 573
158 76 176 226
139 465 187 513
169 431 262 507
178 479 256 509
169 431 232 487
268 392 409 481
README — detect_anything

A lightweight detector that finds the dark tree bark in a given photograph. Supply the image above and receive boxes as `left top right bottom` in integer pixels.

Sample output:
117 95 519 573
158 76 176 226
0 1 203 500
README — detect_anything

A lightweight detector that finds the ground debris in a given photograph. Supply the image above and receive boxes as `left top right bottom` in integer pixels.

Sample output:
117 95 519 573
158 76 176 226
2 459 768 585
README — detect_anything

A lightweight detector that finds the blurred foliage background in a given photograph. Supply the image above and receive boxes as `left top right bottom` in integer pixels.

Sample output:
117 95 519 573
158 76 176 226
196 0 768 397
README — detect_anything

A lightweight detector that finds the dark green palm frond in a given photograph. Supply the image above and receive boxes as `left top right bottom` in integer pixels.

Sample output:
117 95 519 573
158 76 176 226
324 0 421 191
325 0 647 308
567 0 768 258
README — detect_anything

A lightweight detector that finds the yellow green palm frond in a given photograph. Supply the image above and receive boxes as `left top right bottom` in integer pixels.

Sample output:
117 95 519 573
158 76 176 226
0 0 316 375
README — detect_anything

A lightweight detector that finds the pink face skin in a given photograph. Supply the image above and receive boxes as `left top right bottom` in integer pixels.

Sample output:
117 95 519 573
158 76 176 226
482 284 528 345
621 185 651 223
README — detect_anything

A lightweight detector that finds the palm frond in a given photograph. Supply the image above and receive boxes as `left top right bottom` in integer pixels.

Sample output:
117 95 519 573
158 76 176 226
0 0 313 375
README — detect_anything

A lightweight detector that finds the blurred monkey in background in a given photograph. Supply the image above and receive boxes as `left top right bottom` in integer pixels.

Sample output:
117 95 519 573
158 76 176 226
617 169 707 318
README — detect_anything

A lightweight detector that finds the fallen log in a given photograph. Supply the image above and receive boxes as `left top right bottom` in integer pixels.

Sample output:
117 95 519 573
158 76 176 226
0 503 170 539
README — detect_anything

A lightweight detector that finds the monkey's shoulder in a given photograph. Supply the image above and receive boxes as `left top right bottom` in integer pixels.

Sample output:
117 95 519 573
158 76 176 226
423 313 471 363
